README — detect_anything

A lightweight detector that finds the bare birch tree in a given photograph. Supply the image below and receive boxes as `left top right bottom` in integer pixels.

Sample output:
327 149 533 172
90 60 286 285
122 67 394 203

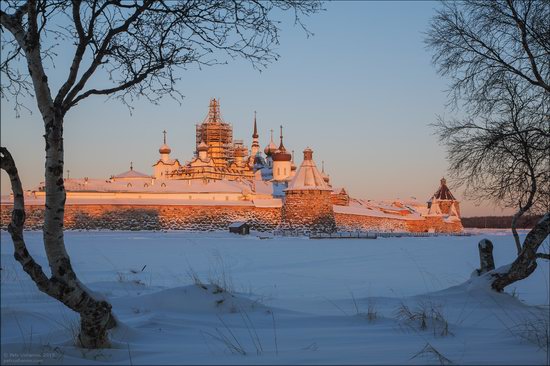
426 0 549 291
0 0 322 348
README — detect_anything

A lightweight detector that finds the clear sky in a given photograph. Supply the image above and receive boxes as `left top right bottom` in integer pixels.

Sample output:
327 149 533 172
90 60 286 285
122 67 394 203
0 1 513 216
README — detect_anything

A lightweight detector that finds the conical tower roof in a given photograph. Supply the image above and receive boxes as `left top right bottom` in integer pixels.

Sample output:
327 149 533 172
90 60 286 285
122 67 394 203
286 148 332 191
252 112 259 139
432 178 456 200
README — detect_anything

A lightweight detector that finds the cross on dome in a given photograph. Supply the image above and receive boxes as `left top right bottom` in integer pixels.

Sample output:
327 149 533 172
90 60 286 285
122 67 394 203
159 130 171 154
264 128 278 156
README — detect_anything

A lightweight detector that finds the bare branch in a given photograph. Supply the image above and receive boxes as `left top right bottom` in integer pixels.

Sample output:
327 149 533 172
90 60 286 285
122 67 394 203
505 0 550 92
535 253 550 260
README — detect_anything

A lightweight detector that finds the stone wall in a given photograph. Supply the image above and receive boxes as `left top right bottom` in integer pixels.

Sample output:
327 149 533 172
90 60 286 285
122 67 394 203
0 204 280 232
281 190 337 233
335 213 409 232
335 213 463 233
0 203 462 233
406 215 463 233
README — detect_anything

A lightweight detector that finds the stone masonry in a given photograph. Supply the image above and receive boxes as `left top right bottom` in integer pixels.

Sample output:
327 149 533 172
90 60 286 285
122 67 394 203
281 190 337 233
1 204 462 233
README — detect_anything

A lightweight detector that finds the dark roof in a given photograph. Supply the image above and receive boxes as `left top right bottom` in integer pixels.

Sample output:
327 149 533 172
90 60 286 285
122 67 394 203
433 178 456 200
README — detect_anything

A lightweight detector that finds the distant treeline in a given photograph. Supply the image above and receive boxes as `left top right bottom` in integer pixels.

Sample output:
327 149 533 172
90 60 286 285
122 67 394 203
461 215 543 229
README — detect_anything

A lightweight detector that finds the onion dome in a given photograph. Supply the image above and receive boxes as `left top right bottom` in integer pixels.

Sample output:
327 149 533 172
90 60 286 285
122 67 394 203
272 125 291 161
197 140 208 152
159 130 172 154
159 144 171 154
264 129 278 156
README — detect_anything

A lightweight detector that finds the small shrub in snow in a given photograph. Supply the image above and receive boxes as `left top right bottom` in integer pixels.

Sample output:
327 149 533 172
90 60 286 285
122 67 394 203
367 300 378 322
207 252 235 294
510 313 549 351
187 268 205 288
350 292 377 322
411 342 453 365
55 310 80 346
116 271 145 286
396 300 452 337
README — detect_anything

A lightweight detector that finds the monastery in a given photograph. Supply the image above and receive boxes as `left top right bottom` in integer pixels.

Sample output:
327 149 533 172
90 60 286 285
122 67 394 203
1 99 463 233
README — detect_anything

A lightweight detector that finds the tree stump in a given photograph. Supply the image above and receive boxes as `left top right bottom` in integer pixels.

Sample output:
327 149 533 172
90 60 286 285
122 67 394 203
477 239 495 275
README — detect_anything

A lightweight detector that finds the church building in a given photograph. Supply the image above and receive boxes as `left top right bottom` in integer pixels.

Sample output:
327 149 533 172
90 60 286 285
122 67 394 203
3 98 463 234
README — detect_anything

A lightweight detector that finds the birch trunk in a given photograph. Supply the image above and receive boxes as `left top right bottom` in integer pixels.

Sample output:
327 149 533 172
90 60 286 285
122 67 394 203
477 239 495 275
491 213 550 292
1 1 115 348
1 143 116 348
42 113 116 348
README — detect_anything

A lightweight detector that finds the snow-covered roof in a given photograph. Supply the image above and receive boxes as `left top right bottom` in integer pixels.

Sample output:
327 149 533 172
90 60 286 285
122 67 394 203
333 204 423 221
10 195 257 206
253 179 275 195
332 187 347 194
153 158 180 167
286 148 332 191
252 198 283 208
54 177 259 194
113 169 151 179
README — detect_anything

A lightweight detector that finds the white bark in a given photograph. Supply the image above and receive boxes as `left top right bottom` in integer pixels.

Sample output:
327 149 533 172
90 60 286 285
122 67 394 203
477 239 495 275
1 1 115 348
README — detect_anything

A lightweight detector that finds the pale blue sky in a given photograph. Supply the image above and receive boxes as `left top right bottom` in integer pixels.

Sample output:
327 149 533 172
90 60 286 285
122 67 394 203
0 1 511 216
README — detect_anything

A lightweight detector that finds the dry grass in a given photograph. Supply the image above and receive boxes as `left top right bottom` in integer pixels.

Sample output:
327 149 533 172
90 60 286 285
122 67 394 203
396 300 452 337
411 342 453 365
509 311 549 351
350 292 378 322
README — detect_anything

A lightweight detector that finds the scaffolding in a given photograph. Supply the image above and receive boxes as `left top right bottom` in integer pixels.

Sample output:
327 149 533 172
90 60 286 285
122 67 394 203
195 98 234 167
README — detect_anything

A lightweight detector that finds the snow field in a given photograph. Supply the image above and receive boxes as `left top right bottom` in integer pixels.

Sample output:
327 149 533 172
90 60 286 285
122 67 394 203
1 230 548 364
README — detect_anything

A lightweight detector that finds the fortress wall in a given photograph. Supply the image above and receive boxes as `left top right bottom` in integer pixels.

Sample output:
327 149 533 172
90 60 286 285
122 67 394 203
334 213 409 232
406 215 463 233
1 204 462 233
281 190 337 233
334 212 463 233
0 205 280 232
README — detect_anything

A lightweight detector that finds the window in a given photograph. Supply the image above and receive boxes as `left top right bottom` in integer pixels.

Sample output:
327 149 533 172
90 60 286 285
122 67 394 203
127 183 132 188
161 183 166 188
277 168 280 175
144 183 149 188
